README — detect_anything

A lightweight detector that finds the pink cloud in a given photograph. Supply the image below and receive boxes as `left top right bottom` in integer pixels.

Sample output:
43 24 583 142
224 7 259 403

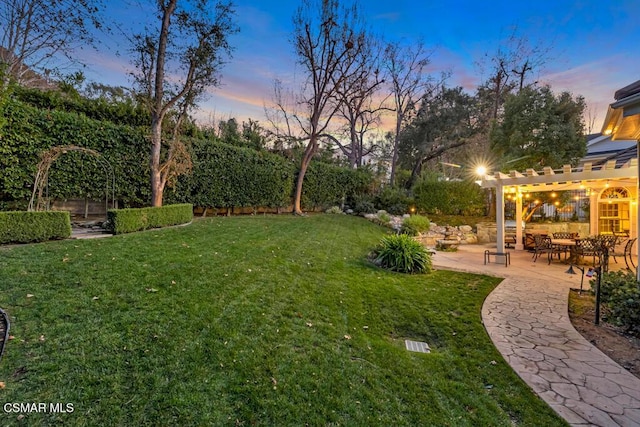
540 54 637 131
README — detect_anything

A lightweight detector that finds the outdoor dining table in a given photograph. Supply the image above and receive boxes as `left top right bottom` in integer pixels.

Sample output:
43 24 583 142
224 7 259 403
550 238 579 264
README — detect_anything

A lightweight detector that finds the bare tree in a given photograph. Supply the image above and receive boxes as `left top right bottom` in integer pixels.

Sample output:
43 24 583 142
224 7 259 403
131 0 237 207
585 104 599 135
286 0 370 215
384 40 433 186
0 0 103 87
265 78 302 152
328 36 387 168
476 28 554 121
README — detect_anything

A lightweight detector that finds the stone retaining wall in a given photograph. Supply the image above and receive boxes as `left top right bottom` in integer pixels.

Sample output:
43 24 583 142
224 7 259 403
476 222 590 243
415 224 478 247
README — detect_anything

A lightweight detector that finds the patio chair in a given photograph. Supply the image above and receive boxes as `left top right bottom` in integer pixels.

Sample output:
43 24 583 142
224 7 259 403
610 232 631 264
532 235 563 264
575 238 604 267
598 234 616 255
620 237 637 270
552 232 577 239
551 233 576 259
0 308 9 363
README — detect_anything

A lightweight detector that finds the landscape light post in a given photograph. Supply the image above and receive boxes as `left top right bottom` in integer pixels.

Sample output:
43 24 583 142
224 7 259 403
565 265 602 325
586 266 603 326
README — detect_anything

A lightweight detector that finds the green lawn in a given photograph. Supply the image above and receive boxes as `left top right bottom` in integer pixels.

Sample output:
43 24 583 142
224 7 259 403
0 214 565 426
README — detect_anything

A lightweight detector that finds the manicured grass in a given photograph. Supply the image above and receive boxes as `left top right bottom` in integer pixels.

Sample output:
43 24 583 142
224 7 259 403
0 215 565 426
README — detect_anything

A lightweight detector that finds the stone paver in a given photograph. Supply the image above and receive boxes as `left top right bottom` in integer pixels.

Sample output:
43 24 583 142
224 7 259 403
432 244 640 427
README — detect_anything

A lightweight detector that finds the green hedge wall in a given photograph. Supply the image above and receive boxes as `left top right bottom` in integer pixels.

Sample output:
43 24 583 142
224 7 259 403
0 211 72 243
0 98 150 210
1 96 374 212
167 140 372 211
413 177 484 216
14 85 151 127
301 162 373 210
107 203 193 234
168 140 294 209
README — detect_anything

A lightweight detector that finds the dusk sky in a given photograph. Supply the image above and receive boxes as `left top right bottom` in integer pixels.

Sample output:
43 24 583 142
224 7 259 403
79 0 640 133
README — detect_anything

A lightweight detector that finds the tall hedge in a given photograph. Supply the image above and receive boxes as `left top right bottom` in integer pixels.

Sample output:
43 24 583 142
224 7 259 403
0 98 149 210
1 96 373 212
413 176 484 215
302 162 373 209
167 141 372 211
168 139 295 209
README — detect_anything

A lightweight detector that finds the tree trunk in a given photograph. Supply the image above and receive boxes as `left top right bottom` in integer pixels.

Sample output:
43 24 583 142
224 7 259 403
150 116 164 207
389 110 402 186
293 136 317 215
293 155 312 215
389 134 400 186
406 157 424 189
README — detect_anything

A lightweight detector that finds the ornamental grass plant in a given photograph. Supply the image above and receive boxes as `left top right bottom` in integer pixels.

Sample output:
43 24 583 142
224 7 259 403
372 234 432 274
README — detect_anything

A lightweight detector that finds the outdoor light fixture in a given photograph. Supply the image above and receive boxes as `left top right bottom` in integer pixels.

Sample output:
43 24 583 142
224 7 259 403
565 265 586 294
565 265 602 325
475 165 487 176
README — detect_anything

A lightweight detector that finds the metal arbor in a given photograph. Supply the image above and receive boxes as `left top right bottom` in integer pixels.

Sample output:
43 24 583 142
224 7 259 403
28 145 115 212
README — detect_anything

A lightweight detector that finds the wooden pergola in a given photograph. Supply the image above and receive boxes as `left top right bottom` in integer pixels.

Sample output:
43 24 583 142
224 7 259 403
479 80 640 279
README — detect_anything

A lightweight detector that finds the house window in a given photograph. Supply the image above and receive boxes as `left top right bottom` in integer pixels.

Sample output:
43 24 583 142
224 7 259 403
598 187 630 234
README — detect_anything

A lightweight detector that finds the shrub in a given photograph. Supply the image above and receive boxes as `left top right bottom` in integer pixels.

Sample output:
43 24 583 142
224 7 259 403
107 203 193 234
0 211 71 243
325 206 344 214
595 270 640 333
375 187 411 215
401 215 430 235
413 174 484 215
354 199 376 215
371 234 432 274
378 212 391 223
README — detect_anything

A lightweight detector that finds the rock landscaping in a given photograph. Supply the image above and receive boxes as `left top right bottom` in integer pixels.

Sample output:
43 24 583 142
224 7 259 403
363 211 478 249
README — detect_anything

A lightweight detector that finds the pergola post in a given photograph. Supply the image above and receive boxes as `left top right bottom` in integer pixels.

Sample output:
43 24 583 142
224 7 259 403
589 191 598 235
496 184 505 256
515 190 524 250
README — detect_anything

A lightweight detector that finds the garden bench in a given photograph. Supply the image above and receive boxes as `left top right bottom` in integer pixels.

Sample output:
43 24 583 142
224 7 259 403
484 250 510 267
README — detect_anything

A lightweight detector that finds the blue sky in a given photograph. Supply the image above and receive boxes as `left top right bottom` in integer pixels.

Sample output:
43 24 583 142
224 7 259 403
79 0 640 132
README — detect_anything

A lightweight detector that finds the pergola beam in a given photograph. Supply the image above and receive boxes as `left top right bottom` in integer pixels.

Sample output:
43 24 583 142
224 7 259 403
480 164 637 189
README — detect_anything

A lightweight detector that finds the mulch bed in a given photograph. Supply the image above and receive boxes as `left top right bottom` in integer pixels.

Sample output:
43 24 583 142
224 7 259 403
568 289 640 379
